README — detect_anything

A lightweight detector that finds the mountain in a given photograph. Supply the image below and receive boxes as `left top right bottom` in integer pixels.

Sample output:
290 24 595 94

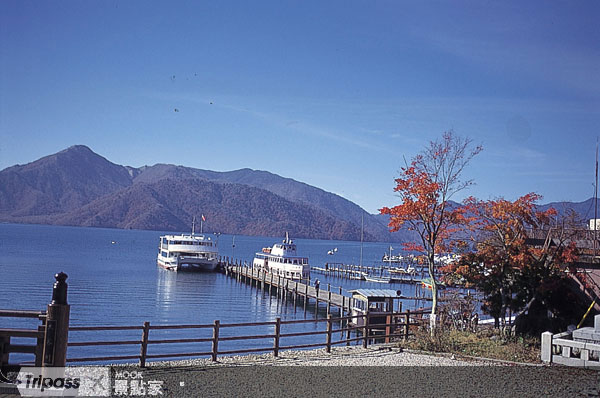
0 146 391 240
51 178 363 240
0 145 132 217
538 198 600 223
3 145 598 241
131 164 394 241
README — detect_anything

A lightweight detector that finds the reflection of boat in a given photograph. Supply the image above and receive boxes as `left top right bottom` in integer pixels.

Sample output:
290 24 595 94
365 275 391 283
253 233 310 280
157 220 218 271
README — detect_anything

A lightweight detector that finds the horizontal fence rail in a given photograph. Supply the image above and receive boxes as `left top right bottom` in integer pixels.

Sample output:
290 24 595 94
66 310 427 366
0 309 47 366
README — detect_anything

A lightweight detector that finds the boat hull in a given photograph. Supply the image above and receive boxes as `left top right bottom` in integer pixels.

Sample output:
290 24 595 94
157 257 218 272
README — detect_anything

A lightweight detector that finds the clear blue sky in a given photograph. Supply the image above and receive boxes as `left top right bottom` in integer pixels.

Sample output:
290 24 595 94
1 1 598 213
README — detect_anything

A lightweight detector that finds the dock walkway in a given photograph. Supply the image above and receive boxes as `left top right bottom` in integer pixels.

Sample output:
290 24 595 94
223 264 353 316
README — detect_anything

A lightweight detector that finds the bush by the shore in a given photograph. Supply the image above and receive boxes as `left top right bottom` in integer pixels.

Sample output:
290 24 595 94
399 327 541 363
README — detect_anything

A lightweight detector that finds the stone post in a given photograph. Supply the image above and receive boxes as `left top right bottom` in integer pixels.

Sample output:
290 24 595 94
541 331 552 363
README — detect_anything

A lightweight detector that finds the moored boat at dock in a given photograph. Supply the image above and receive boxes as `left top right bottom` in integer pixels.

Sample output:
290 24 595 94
157 219 218 271
364 275 392 283
253 233 310 280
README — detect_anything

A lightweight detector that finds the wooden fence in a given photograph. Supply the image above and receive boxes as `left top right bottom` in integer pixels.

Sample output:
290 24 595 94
1 272 70 368
0 309 46 366
66 311 427 367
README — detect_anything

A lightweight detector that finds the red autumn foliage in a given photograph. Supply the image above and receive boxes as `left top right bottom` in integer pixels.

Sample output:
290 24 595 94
442 193 581 330
380 132 481 324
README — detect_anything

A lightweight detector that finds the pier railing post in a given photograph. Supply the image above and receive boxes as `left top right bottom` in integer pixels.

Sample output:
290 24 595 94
42 272 70 367
326 314 332 353
304 283 308 312
404 310 410 340
274 317 281 357
363 313 369 348
211 320 220 361
139 321 150 367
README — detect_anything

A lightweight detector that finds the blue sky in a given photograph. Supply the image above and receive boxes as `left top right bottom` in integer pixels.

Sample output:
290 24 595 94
1 1 599 213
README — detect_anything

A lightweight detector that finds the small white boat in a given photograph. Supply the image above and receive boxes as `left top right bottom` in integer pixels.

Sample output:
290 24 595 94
389 266 416 275
253 233 310 280
365 275 391 283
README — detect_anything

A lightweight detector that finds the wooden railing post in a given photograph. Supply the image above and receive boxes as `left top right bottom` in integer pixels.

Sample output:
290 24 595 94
274 317 281 357
139 321 150 367
42 272 70 367
0 335 9 365
326 314 332 353
211 320 220 361
363 313 369 348
405 310 410 340
35 322 45 367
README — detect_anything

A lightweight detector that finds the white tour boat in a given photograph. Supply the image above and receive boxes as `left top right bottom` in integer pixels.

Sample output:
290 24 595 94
157 219 218 272
253 233 310 280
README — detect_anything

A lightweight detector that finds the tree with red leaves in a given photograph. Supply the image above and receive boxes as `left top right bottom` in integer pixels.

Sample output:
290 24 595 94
380 132 482 332
443 193 580 333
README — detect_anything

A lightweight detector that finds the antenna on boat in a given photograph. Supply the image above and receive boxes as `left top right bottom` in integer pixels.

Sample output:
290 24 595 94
359 213 364 267
192 216 196 236
285 231 289 243
595 139 598 261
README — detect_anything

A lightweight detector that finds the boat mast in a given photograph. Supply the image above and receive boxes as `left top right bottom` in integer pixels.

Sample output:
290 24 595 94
359 213 364 267
192 216 196 235
595 139 598 261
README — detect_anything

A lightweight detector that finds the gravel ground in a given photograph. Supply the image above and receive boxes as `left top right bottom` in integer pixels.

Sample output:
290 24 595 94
2 346 598 397
133 346 599 397
149 345 490 367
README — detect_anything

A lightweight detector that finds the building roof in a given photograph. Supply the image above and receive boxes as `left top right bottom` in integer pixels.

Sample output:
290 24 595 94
348 289 402 299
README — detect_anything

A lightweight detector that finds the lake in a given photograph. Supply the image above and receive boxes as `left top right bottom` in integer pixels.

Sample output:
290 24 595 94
0 223 431 363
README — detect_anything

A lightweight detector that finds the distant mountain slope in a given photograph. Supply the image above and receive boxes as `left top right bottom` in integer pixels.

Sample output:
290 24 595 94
133 164 393 241
4 145 593 241
0 145 132 217
538 198 600 222
0 146 376 240
49 179 364 240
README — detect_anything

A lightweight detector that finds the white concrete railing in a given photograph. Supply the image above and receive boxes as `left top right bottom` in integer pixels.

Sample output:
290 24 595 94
541 331 600 369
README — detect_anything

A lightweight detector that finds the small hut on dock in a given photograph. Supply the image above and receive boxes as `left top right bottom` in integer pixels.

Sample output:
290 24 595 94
348 289 403 330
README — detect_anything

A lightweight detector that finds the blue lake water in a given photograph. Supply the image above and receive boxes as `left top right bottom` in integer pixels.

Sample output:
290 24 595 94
0 223 431 363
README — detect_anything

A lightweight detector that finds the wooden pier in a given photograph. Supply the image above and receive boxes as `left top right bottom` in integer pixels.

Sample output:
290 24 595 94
220 260 441 308
223 263 354 317
312 263 368 279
